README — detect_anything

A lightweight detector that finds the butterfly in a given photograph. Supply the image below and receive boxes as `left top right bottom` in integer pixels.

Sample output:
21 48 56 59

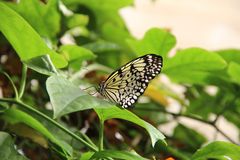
99 54 163 108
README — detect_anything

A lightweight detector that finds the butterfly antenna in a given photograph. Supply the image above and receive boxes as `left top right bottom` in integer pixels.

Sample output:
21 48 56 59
82 85 95 91
82 84 99 96
89 90 98 96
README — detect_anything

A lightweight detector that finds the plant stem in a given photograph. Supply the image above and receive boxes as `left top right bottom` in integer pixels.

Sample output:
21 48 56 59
18 64 27 99
99 120 104 151
166 146 191 160
0 98 98 152
135 108 238 145
0 71 19 99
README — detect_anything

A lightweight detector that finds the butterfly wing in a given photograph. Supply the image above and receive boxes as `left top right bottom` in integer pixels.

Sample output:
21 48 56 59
100 54 163 108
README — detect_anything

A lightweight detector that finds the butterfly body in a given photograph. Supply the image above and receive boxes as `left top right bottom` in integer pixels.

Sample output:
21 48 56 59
99 54 163 108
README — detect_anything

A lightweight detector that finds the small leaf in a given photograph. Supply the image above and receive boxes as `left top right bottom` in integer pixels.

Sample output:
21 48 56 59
95 107 166 147
46 75 111 118
192 141 240 160
84 41 121 53
0 2 67 68
67 14 89 28
59 44 96 69
0 131 29 160
80 152 94 160
90 150 147 160
227 62 240 84
164 48 227 84
5 0 61 39
59 45 96 70
24 55 57 75
127 28 176 58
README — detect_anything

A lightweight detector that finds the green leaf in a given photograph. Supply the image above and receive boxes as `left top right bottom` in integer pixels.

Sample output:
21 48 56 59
2 108 72 158
217 49 240 64
95 107 166 147
23 55 57 75
227 62 240 84
101 23 133 49
46 75 111 118
0 131 29 160
5 0 61 39
127 28 176 58
89 150 147 160
164 48 227 84
173 124 207 152
80 152 94 160
59 45 96 70
63 0 133 28
192 141 240 160
67 14 89 28
0 2 67 68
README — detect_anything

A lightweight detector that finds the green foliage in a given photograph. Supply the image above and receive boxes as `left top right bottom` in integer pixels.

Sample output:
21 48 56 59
95 107 165 147
0 2 67 68
24 55 57 75
164 48 227 84
59 45 96 70
90 150 147 160
127 28 176 58
192 141 240 160
2 108 72 157
46 75 111 118
0 132 28 160
0 0 239 160
4 0 61 39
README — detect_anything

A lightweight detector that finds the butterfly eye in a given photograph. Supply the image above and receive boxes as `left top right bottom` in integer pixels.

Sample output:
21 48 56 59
99 54 162 108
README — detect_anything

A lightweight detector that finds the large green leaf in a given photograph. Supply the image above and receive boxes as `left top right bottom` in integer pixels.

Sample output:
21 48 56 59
2 108 72 158
192 141 240 160
95 107 166 147
46 75 111 118
0 132 28 160
5 0 61 39
90 150 147 160
127 28 176 58
227 62 240 84
164 48 227 84
0 2 67 68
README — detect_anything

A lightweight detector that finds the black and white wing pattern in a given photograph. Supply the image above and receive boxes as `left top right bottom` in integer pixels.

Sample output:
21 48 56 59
99 54 163 108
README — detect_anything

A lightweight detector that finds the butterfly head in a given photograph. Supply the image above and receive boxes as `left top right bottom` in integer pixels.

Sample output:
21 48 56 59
98 81 105 95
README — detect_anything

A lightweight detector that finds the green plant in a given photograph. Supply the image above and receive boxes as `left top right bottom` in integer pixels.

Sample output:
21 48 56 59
0 0 240 160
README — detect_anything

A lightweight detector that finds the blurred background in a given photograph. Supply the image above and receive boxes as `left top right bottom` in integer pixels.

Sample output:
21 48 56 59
121 0 240 50
121 0 240 143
